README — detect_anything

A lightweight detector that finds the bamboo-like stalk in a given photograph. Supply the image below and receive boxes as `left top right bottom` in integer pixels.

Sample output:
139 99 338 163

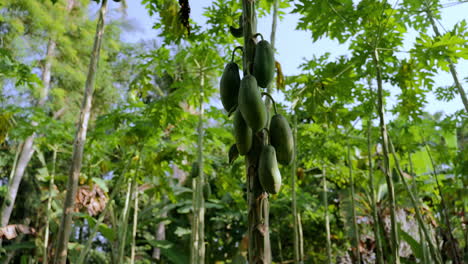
53 1 108 262
387 138 442 263
372 49 400 264
366 116 384 264
322 164 332 264
347 143 361 264
242 0 271 262
118 178 134 263
422 138 461 263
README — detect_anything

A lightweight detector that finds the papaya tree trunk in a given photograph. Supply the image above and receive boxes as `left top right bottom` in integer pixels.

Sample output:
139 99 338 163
424 4 468 112
52 1 108 263
372 49 400 264
347 143 361 264
242 0 271 263
366 119 384 264
322 164 332 264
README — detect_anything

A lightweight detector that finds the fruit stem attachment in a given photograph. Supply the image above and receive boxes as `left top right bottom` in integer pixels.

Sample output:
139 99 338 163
227 104 237 117
261 92 277 115
252 33 264 42
231 46 244 63
258 127 270 145
247 61 253 75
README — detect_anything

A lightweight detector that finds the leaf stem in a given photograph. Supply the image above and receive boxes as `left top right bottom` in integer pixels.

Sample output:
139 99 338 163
261 92 277 115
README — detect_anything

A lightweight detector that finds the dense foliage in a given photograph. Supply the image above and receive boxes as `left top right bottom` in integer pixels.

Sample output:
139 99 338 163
0 0 466 263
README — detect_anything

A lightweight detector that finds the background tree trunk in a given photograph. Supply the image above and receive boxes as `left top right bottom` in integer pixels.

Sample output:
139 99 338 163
191 72 205 264
52 1 108 263
367 118 384 264
347 143 361 263
0 0 74 229
322 164 332 264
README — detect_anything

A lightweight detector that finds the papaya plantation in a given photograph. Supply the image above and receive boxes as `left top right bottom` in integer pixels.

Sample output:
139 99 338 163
0 0 468 263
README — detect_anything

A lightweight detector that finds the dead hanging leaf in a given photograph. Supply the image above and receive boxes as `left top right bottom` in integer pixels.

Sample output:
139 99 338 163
75 184 108 216
228 144 239 165
0 224 36 240
275 61 285 91
178 0 191 35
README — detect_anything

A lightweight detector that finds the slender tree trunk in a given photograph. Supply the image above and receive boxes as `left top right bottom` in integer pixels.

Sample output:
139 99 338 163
197 73 206 263
52 1 108 263
242 1 271 263
424 5 468 112
191 72 205 263
347 144 361 264
367 120 384 264
292 114 302 264
372 50 400 264
43 148 57 264
297 212 304 262
130 182 139 264
322 164 332 264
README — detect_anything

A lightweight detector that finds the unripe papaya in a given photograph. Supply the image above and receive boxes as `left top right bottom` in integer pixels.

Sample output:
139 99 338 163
258 145 282 194
220 62 241 112
253 40 275 88
270 114 294 165
190 161 199 178
233 110 252 155
238 75 267 133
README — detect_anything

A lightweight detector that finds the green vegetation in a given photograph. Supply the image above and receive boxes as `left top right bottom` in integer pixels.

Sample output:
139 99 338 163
0 0 466 263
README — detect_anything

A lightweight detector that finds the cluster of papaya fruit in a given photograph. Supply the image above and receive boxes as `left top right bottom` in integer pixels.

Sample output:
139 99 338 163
220 27 293 195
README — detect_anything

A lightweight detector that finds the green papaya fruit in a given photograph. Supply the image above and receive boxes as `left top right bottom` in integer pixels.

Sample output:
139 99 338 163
233 110 252 155
238 75 267 133
190 161 199 178
220 62 241 112
253 40 275 88
258 145 282 194
270 114 294 165
203 183 212 200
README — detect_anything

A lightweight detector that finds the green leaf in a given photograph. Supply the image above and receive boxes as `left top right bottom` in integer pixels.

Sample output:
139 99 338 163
399 228 423 260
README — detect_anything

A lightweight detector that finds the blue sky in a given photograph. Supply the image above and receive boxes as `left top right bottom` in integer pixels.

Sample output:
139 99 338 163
114 0 468 116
